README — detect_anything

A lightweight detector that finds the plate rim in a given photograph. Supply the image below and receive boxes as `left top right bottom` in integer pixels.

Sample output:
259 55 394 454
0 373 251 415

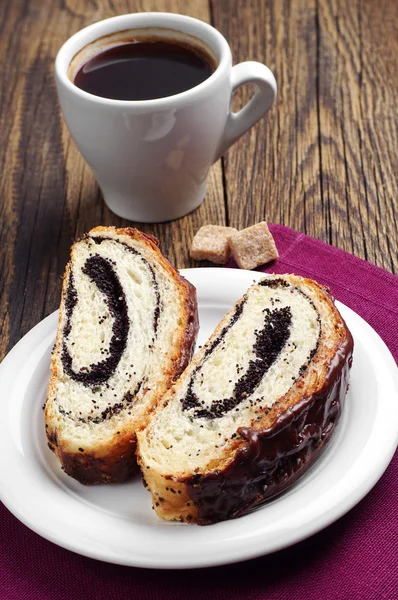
1 267 397 569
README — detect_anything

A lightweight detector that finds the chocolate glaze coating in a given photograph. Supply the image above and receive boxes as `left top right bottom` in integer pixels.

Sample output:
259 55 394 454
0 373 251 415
57 441 139 485
185 322 354 525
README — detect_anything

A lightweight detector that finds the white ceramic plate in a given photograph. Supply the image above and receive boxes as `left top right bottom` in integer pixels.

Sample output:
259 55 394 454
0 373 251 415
1 268 397 569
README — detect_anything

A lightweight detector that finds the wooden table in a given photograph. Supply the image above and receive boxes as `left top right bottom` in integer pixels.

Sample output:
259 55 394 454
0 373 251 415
0 0 397 361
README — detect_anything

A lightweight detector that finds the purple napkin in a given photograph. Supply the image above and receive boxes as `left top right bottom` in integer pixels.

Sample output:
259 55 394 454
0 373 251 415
1 224 397 599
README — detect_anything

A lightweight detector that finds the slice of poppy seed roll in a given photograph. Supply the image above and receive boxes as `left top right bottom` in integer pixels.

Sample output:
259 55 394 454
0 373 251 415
45 226 198 484
137 274 353 525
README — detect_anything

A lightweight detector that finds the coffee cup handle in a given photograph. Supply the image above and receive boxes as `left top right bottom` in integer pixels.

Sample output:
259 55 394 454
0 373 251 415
214 62 277 160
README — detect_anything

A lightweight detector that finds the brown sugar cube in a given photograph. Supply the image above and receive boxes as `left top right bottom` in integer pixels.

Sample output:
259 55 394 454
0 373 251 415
228 222 279 270
190 225 238 264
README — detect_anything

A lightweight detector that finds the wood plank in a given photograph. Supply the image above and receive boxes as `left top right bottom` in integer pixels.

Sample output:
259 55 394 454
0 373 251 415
211 0 323 238
0 0 225 361
317 0 398 273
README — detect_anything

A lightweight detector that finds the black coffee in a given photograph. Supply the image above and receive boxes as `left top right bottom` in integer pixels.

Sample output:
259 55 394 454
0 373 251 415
74 39 215 101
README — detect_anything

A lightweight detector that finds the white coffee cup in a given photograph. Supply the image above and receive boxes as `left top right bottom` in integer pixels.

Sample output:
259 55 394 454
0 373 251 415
55 13 277 223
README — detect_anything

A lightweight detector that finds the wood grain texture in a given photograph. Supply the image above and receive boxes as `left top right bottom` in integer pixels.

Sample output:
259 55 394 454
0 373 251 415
0 0 397 362
211 0 398 271
316 0 398 272
211 0 323 235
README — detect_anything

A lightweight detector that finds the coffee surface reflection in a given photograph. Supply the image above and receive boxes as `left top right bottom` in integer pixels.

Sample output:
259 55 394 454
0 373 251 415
74 39 215 101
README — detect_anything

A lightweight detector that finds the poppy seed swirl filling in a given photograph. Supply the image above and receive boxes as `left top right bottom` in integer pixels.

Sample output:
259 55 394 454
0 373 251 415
178 280 321 433
182 305 293 419
57 236 162 426
62 256 130 386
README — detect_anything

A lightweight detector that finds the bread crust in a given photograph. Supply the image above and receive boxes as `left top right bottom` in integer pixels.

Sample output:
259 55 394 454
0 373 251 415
138 276 354 524
45 227 198 485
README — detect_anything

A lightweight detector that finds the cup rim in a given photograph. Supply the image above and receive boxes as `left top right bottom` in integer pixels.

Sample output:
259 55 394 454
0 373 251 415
55 12 232 108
